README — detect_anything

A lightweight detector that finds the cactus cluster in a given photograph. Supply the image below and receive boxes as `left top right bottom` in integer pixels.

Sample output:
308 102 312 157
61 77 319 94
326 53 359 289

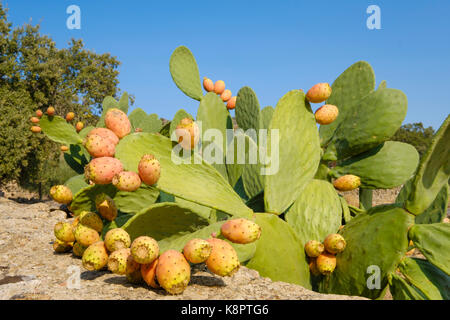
39 45 449 300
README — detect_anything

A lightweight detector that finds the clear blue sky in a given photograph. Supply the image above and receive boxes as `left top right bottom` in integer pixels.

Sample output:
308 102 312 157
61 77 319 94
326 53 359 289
4 0 450 130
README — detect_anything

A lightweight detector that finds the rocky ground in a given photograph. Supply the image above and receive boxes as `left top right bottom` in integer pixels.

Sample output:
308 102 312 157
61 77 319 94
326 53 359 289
0 197 366 300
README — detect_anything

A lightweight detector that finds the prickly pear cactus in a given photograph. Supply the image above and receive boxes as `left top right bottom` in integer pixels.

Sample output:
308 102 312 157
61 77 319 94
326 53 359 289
35 45 448 300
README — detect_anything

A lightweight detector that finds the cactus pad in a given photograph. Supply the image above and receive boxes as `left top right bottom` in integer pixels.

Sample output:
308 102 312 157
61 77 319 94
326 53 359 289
246 213 311 289
285 179 342 246
319 205 413 299
319 61 375 146
39 115 83 145
332 141 419 189
408 223 450 275
264 90 321 214
235 86 261 135
397 257 449 299
323 88 408 161
128 108 162 133
169 46 203 101
404 115 450 215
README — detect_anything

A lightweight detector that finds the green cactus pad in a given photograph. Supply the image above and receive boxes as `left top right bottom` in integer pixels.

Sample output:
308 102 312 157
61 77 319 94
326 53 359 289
169 109 194 142
158 191 175 203
115 133 253 218
408 223 450 275
415 184 448 224
113 185 160 214
69 182 159 216
358 188 373 210
75 127 93 161
242 160 264 199
246 213 311 288
78 126 95 139
348 204 366 216
259 106 274 130
339 196 352 223
233 177 249 201
332 142 419 189
218 236 257 264
63 144 88 174
319 61 375 147
197 92 233 154
264 90 321 214
397 258 449 300
389 273 427 300
323 88 407 161
225 132 265 199
319 205 413 299
122 202 209 241
208 153 229 181
159 121 171 138
235 86 261 135
39 115 83 145
118 92 130 114
225 131 251 189
64 174 89 196
101 214 133 239
404 115 450 215
245 191 265 213
169 46 203 101
128 108 162 133
378 80 387 90
69 184 117 215
285 179 342 245
399 181 449 224
174 197 213 220
314 163 330 181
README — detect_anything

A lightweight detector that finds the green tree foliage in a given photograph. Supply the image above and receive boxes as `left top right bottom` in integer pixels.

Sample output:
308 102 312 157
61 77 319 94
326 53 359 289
0 4 123 196
391 123 435 158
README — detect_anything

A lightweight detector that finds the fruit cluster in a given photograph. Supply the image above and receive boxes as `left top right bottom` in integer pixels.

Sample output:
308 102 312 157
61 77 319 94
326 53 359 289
40 108 162 193
30 107 84 149
53 216 261 295
305 83 339 126
304 234 346 276
202 77 236 110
